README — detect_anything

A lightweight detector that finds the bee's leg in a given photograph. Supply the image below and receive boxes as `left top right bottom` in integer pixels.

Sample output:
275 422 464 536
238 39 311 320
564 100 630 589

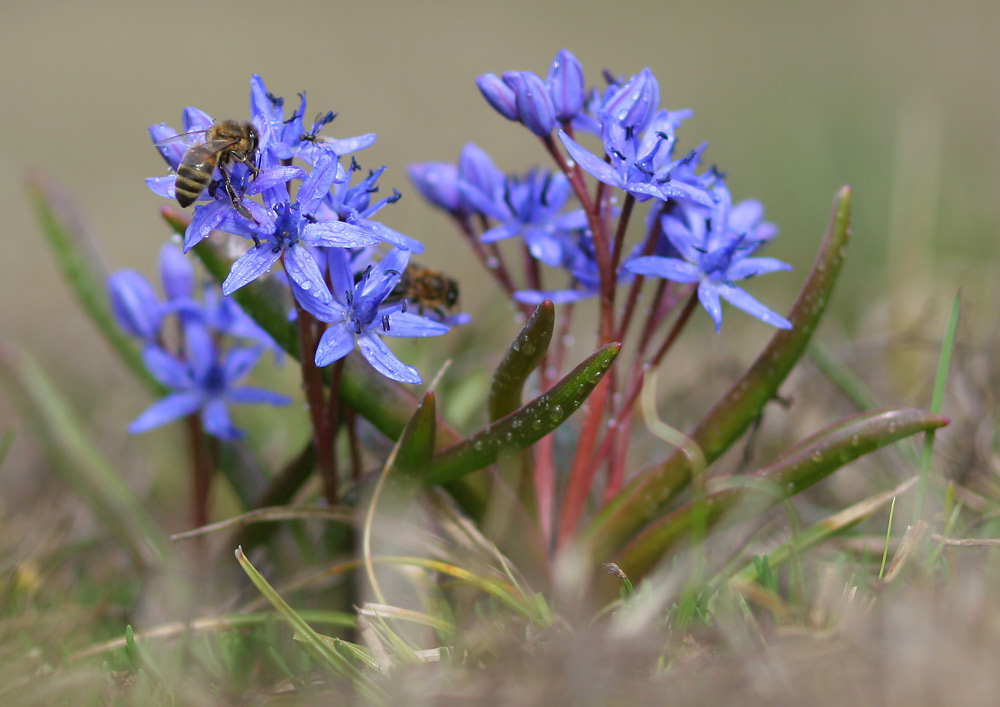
220 167 259 225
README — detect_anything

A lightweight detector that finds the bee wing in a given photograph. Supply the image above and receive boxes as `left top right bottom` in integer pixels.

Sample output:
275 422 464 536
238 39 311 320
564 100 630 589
152 128 213 147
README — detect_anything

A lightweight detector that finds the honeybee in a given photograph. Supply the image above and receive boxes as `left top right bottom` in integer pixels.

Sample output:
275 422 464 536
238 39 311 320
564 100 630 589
389 264 460 320
157 120 259 221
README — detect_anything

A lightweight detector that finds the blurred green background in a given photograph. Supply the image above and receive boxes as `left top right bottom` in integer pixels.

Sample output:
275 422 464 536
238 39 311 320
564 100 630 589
1 0 997 496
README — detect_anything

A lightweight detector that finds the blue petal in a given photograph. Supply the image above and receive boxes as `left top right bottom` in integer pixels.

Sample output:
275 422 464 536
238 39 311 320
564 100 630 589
715 283 792 329
697 281 724 332
380 312 449 338
146 175 176 199
183 321 217 383
108 270 162 339
325 133 378 157
363 221 424 253
315 324 355 367
159 244 194 301
297 151 340 216
303 220 381 248
226 386 291 406
557 130 623 188
508 71 555 136
222 346 263 384
625 256 700 283
727 257 793 280
184 200 229 251
128 391 203 434
514 288 598 305
284 246 333 305
182 107 213 133
546 49 585 121
358 332 421 384
222 245 283 296
476 73 519 121
142 345 193 389
201 399 244 440
408 162 461 213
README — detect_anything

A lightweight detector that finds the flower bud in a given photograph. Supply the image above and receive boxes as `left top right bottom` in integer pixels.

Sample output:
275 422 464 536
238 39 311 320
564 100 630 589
546 49 585 122
108 270 163 340
602 67 660 133
506 71 556 137
476 73 519 121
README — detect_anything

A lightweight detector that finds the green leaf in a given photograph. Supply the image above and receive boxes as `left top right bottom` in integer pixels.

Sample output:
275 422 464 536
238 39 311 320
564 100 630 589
425 343 621 486
615 408 948 578
27 174 164 395
0 349 169 565
392 391 437 484
488 300 554 421
581 186 853 564
235 547 384 699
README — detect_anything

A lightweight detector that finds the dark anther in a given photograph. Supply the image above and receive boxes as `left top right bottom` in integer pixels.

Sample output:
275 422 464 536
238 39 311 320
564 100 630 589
349 157 361 172
381 314 391 332
387 189 402 204
502 181 516 213
540 172 554 207
611 148 626 162
634 161 653 176
354 318 363 335
602 69 618 86
266 92 284 108
625 126 635 140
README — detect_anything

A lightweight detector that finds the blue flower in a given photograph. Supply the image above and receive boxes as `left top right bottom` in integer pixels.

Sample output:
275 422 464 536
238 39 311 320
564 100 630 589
314 162 424 253
624 183 792 331
128 322 289 440
457 153 574 266
308 248 449 384
221 151 384 304
249 75 377 167
558 109 713 206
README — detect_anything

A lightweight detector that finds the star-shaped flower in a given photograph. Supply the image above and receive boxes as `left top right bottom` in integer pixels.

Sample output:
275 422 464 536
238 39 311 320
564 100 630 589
625 183 792 331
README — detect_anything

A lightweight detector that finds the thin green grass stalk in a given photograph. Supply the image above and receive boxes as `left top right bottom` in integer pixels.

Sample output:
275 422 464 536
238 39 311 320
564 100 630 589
878 496 897 580
722 477 915 588
914 291 960 521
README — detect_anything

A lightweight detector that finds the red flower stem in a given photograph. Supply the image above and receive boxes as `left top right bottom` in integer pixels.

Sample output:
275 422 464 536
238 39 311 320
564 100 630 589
609 193 636 274
293 298 336 503
555 374 613 551
615 207 665 342
542 134 614 344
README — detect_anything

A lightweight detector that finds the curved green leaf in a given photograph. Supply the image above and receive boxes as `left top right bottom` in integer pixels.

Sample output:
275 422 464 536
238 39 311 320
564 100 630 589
616 408 948 579
391 391 436 486
426 343 621 486
488 300 555 421
28 174 165 395
580 186 853 564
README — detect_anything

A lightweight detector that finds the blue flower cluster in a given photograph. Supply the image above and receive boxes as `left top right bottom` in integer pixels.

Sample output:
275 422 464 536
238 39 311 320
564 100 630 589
108 244 289 439
147 76 452 383
410 50 791 331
